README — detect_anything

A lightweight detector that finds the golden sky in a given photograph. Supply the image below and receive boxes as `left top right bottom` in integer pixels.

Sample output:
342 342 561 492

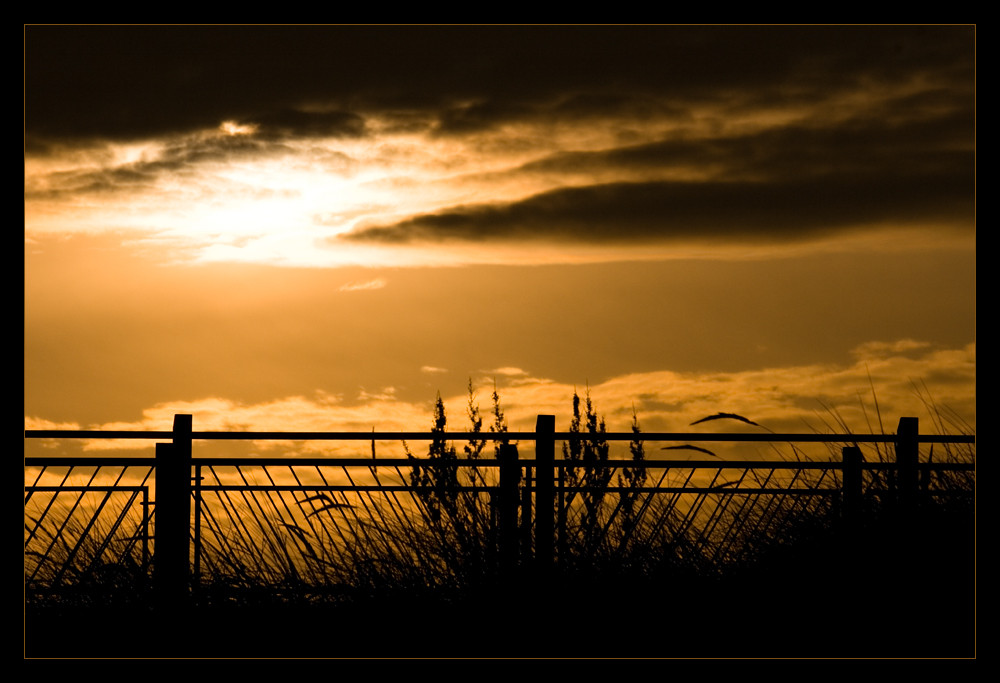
24 26 975 453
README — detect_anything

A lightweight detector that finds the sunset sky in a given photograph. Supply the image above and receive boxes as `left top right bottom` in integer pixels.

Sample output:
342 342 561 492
24 26 976 456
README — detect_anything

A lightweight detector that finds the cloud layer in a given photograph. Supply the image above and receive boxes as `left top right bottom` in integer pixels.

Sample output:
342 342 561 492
26 26 975 259
26 341 975 458
344 173 973 245
26 26 974 145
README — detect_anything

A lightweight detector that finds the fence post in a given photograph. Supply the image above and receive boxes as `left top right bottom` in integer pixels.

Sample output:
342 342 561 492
498 444 520 575
895 417 918 512
557 461 566 562
535 415 555 574
154 414 193 606
521 461 533 558
193 463 202 592
842 446 862 526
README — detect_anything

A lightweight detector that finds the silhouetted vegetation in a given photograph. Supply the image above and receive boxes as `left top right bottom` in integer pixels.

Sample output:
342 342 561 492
24 386 975 658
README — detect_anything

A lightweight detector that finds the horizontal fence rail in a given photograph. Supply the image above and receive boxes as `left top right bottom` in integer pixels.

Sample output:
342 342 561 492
25 414 975 606
24 429 977 442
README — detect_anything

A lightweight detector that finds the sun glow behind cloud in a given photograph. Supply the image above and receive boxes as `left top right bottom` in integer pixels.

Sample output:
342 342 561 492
220 120 258 136
27 119 607 267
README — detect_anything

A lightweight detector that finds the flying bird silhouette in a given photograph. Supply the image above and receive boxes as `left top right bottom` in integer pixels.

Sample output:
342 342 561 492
690 412 762 428
661 444 717 457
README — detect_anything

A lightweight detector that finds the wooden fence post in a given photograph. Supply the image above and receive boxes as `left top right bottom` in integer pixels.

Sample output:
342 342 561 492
842 445 862 526
154 414 192 606
535 415 555 574
895 417 918 512
498 444 520 575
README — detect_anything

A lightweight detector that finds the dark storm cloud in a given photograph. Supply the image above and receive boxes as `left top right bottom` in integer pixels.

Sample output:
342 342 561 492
432 93 690 136
343 169 974 245
249 109 367 140
25 25 974 146
520 105 974 182
25 25 383 148
346 77 975 246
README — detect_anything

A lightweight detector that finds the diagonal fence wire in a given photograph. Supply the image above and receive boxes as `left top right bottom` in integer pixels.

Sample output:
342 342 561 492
25 465 154 590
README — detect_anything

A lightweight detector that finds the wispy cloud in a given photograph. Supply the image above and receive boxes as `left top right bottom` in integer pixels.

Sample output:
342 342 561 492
486 367 527 377
357 386 398 401
851 339 933 359
339 278 387 292
24 416 81 431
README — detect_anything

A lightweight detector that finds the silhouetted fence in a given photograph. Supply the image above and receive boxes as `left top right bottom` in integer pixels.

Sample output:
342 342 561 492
25 414 975 604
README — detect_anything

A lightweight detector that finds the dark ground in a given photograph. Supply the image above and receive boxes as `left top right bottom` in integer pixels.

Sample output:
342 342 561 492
25 504 974 659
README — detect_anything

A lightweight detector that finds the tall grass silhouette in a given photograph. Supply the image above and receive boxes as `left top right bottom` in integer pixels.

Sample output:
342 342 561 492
25 384 975 656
